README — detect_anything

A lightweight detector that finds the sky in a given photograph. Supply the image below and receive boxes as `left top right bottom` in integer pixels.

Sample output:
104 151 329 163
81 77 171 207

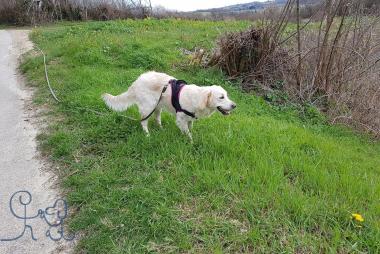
150 0 267 12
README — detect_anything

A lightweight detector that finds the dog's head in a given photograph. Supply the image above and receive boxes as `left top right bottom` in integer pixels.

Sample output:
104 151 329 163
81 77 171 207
207 86 236 115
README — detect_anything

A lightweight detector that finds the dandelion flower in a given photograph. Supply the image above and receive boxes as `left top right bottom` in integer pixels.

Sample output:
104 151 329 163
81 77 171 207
352 213 364 222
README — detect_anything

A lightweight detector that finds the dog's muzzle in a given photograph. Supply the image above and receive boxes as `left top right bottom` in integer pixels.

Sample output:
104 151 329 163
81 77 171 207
217 104 236 115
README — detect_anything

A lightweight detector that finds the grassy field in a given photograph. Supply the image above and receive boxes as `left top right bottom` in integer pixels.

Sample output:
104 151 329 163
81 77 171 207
22 19 380 253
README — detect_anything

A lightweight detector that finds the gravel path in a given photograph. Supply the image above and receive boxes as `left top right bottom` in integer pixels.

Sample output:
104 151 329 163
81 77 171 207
0 30 73 254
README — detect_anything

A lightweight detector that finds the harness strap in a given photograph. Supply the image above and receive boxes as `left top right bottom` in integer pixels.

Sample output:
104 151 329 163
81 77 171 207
170 79 196 119
140 84 168 122
141 78 196 122
181 109 196 118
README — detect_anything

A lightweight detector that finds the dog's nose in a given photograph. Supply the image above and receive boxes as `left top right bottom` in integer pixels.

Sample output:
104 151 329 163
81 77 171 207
231 103 236 109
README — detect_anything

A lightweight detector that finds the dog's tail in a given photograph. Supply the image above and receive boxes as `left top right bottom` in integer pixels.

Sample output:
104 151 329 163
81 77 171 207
102 90 135 112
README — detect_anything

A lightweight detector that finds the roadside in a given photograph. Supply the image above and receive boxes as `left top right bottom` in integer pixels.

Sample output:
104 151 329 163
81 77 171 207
0 30 73 254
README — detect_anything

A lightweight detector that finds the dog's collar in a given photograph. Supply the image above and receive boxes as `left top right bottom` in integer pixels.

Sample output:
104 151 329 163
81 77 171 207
169 79 196 119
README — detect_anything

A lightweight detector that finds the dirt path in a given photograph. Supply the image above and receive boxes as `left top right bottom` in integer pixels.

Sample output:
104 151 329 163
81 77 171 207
0 30 72 254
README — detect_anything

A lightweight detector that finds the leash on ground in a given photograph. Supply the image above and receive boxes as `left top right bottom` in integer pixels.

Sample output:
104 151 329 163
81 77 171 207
35 45 139 121
35 45 60 102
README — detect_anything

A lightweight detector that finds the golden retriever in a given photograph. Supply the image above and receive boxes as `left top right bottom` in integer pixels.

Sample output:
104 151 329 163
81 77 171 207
102 71 236 140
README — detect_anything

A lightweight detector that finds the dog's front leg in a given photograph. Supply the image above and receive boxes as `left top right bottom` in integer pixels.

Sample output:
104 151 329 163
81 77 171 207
188 121 193 130
176 115 193 142
141 119 150 137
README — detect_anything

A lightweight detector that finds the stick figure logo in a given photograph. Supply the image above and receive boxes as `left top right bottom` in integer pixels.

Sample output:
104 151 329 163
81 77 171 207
0 190 75 242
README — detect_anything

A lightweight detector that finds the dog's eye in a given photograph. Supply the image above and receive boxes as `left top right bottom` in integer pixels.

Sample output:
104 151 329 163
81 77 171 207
219 96 225 99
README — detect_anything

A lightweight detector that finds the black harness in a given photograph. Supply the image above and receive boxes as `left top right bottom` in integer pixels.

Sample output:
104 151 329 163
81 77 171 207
140 79 196 121
169 79 196 118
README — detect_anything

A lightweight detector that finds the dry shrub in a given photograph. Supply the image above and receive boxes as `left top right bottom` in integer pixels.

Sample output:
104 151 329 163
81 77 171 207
283 27 380 135
208 2 297 90
210 28 273 78
285 18 380 135
288 1 380 136
0 0 32 24
208 27 291 92
209 0 380 137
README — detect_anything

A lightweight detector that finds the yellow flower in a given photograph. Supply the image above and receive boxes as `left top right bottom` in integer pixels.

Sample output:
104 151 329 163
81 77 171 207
352 213 364 222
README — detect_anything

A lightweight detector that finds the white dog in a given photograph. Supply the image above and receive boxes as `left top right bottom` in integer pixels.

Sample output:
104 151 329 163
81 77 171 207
102 71 236 140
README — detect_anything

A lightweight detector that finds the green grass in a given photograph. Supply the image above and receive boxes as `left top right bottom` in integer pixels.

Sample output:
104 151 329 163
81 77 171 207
22 19 380 253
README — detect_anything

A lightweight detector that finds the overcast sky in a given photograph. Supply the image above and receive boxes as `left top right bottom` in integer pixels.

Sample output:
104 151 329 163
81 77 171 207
150 0 267 12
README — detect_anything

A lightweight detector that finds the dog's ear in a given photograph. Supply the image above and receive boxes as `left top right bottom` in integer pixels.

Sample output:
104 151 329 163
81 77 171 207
200 89 212 110
205 91 212 108
199 90 211 110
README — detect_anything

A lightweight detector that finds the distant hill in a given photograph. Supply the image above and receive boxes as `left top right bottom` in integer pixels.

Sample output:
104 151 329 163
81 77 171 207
195 0 319 13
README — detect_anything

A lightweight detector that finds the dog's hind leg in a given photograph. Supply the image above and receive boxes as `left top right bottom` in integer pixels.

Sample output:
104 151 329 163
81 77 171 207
138 105 155 137
154 109 162 128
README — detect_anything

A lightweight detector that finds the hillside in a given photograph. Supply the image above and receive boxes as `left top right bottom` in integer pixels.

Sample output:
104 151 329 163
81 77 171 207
196 0 320 13
22 19 380 253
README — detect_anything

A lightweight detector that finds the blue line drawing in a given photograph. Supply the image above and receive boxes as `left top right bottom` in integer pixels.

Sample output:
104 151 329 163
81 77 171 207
0 190 75 242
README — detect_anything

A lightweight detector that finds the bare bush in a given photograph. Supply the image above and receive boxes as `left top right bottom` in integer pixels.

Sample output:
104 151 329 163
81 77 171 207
208 27 288 90
208 2 297 89
291 1 380 136
0 0 31 24
209 0 380 137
